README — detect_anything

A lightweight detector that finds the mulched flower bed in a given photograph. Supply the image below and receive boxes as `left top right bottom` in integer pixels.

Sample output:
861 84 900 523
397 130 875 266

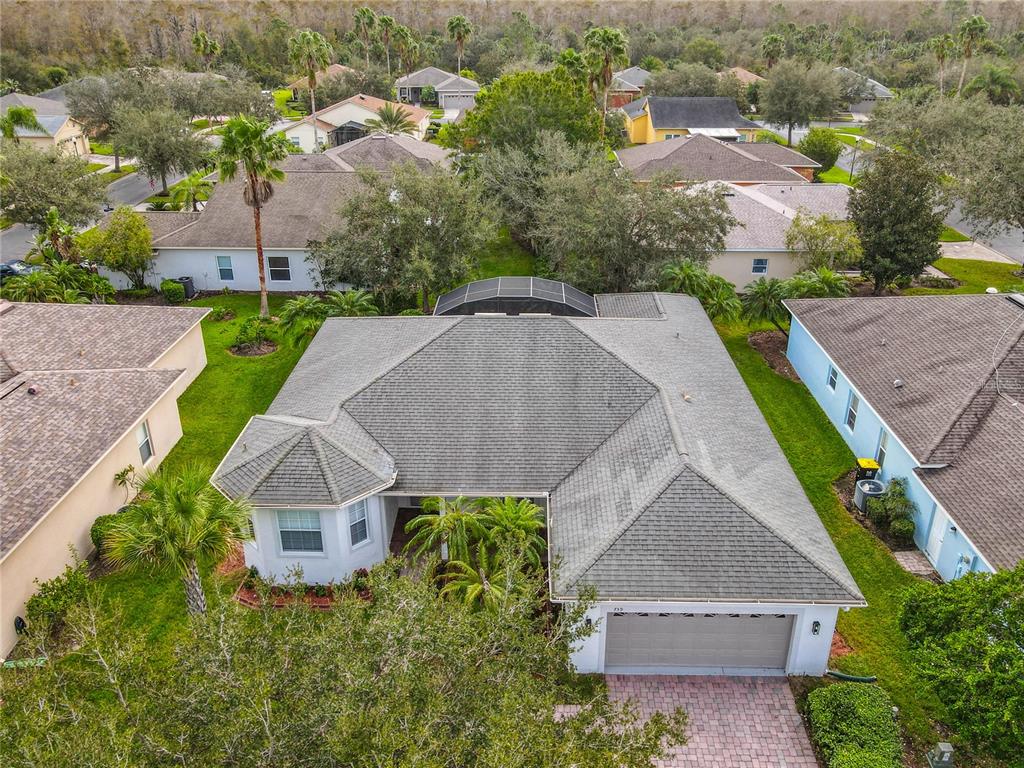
228 341 277 357
829 629 854 660
833 470 916 554
233 583 343 610
747 330 800 381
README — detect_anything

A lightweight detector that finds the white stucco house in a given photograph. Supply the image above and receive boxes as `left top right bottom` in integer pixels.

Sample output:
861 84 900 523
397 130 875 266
274 93 431 152
211 283 864 677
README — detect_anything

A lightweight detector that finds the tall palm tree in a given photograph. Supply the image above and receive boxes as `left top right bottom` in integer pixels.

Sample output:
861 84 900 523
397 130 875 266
0 105 42 142
928 33 956 95
191 30 221 71
446 15 473 74
956 14 991 96
354 6 378 68
478 497 545 569
103 464 253 615
363 103 418 135
404 496 484 563
324 288 379 317
217 116 291 318
740 277 790 335
760 33 786 70
963 64 1021 105
441 541 506 611
583 26 629 138
393 25 415 75
377 15 397 76
170 170 214 211
288 29 334 153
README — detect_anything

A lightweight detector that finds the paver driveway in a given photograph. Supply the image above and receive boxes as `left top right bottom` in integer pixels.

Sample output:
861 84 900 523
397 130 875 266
607 675 819 768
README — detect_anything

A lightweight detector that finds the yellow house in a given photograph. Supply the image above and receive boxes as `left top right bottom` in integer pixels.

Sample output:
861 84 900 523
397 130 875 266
624 96 760 145
0 92 91 156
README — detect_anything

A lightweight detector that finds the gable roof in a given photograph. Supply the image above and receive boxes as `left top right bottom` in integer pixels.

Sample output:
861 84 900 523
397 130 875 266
287 63 356 91
739 142 820 168
721 183 850 250
720 66 766 85
632 96 760 131
435 74 481 93
616 134 812 183
323 132 451 171
613 66 651 90
324 93 430 124
213 295 863 605
395 66 479 92
0 92 67 116
785 293 1024 570
833 67 894 99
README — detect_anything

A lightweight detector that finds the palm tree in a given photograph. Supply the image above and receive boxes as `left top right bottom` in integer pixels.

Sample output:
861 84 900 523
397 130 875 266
377 15 397 76
170 171 214 211
217 116 291 318
363 103 418 136
288 29 334 153
324 289 379 317
404 496 484 563
191 30 221 71
446 15 473 74
31 206 79 263
583 26 629 138
393 25 415 75
785 268 850 298
441 542 506 611
929 34 956 95
478 497 545 569
556 48 589 84
956 14 991 96
279 294 328 343
963 64 1021 105
701 277 742 322
662 259 709 296
760 33 786 70
741 277 790 335
0 105 42 142
0 270 63 302
354 6 377 68
103 464 253 615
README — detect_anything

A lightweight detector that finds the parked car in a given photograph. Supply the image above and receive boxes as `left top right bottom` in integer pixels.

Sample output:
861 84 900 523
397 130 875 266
0 260 40 284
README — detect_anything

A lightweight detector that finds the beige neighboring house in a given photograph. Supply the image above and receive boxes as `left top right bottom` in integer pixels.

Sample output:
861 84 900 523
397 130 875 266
275 93 431 151
719 67 766 86
287 63 356 99
0 302 208 656
0 92 90 156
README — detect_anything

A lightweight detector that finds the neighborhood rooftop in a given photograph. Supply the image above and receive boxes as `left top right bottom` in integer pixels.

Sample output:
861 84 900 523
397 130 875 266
722 183 851 250
213 294 863 605
786 294 1024 570
623 96 760 131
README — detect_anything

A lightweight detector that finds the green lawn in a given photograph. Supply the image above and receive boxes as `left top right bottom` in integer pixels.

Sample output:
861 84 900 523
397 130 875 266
906 257 1024 296
104 164 136 183
817 165 858 186
0 215 12 230
191 118 210 130
716 322 944 750
939 225 971 243
85 162 106 173
273 88 306 118
473 228 536 280
90 141 113 156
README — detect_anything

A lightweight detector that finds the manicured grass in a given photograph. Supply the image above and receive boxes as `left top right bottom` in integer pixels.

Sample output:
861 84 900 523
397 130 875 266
834 133 871 149
90 141 113 156
191 118 210 130
104 165 136 183
85 162 107 173
716 322 944 750
906 257 1024 296
0 215 12 230
273 88 306 118
473 228 536 280
939 225 971 243
430 108 444 119
817 165 857 186
837 125 863 135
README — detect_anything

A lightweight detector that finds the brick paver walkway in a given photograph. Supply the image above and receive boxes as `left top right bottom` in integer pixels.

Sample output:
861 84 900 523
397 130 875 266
607 675 819 768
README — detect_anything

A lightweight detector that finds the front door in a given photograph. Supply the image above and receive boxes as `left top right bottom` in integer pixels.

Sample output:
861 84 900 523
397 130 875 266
925 505 946 562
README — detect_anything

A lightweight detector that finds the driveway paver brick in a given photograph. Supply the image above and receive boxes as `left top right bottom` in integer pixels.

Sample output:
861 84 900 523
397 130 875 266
607 675 819 768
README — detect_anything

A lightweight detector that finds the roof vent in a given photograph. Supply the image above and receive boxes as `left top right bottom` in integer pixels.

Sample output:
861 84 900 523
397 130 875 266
27 386 37 395
893 379 904 389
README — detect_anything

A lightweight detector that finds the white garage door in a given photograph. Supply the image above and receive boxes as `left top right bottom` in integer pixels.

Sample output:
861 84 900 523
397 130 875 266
440 92 476 110
605 613 794 671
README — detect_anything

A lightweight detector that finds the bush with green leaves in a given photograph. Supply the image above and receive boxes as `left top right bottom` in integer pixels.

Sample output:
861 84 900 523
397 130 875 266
89 514 118 553
24 557 90 630
807 683 901 768
232 315 269 351
207 305 234 321
160 278 185 304
797 127 843 176
864 476 916 543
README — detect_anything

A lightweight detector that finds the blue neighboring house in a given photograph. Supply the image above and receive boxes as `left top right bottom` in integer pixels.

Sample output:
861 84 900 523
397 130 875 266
785 293 1024 581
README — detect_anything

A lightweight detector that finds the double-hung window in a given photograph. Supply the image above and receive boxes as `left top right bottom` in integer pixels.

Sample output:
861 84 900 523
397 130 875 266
845 393 860 431
216 255 233 281
348 499 369 547
136 421 153 463
826 365 838 391
876 430 890 469
268 255 291 281
752 258 769 275
277 510 323 553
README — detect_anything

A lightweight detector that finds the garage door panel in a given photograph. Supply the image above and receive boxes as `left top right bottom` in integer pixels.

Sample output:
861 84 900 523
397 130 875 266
605 613 793 670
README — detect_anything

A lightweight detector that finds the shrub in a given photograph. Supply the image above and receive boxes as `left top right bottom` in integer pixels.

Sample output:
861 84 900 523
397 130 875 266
233 316 268 350
25 558 90 629
889 517 916 543
90 514 118 553
208 305 233 321
161 278 185 304
865 496 889 526
398 308 425 316
120 286 155 299
807 683 901 768
420 84 437 104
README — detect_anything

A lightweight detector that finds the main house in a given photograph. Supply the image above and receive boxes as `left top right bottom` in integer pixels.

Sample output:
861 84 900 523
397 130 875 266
0 92 90 156
623 96 760 144
0 302 208 656
274 93 431 151
785 294 1024 581
394 66 480 110
211 283 863 676
99 136 451 293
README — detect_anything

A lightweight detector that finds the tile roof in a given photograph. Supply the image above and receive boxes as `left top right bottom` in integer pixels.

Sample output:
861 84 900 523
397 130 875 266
786 294 1024 569
616 134 810 183
639 96 761 131
214 295 863 604
323 132 452 171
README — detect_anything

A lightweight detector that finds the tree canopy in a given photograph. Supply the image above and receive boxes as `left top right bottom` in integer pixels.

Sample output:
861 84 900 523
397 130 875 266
112 106 208 194
759 59 840 146
0 142 108 229
80 206 154 289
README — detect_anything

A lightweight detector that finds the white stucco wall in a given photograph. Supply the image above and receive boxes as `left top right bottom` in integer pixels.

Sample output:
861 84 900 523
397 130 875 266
708 249 803 290
568 600 841 677
245 496 394 585
150 322 207 395
280 121 326 153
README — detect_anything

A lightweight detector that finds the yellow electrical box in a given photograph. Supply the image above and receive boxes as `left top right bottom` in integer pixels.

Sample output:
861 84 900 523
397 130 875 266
856 458 880 481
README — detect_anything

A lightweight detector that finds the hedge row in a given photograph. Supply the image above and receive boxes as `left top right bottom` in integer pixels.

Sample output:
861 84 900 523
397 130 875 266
807 682 901 768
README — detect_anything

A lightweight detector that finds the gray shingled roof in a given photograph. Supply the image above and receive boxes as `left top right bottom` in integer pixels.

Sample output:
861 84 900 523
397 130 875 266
616 134 809 183
613 66 651 89
739 142 820 168
643 96 760 130
214 296 863 604
323 132 452 171
722 183 851 250
786 294 1024 570
1 92 66 115
395 67 479 92
595 293 664 319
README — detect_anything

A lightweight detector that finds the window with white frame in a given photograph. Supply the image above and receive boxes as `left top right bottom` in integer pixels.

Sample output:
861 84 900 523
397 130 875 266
277 510 323 552
845 393 860 431
268 255 291 281
752 258 769 275
217 255 233 281
876 429 890 469
136 421 153 463
664 133 682 139
826 365 838 391
289 137 301 147
348 499 369 546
